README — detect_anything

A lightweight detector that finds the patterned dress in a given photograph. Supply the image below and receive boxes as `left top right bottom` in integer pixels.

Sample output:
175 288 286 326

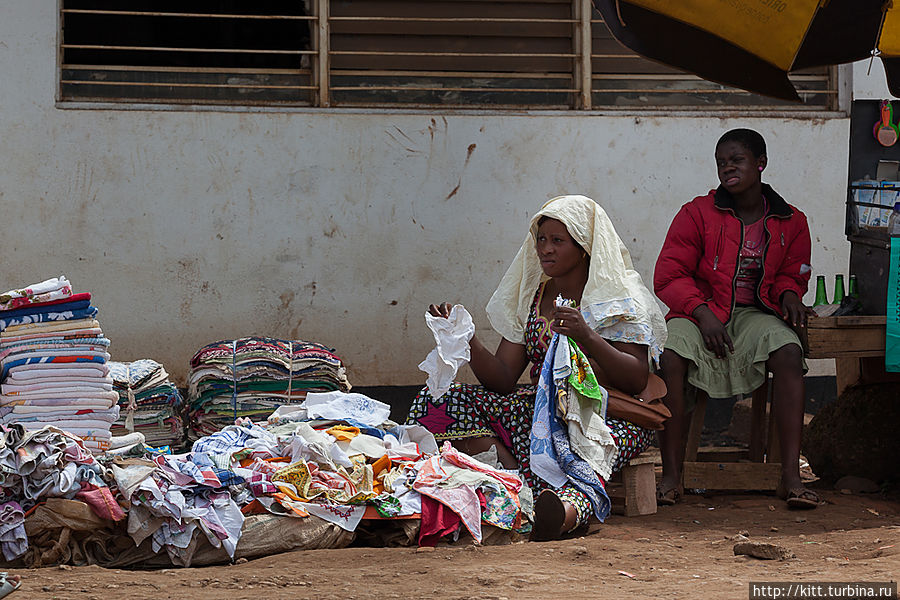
406 282 655 519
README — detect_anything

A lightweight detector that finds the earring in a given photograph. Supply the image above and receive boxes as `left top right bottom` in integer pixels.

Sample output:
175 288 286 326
758 166 764 172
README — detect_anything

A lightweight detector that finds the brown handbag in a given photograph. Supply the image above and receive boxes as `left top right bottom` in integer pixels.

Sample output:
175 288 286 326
605 373 671 430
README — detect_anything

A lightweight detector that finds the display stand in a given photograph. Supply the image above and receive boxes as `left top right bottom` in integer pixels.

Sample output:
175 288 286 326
811 101 900 389
846 99 899 315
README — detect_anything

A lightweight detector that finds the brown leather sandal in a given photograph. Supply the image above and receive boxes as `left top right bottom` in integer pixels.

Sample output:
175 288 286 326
780 487 820 509
531 490 567 541
656 483 682 506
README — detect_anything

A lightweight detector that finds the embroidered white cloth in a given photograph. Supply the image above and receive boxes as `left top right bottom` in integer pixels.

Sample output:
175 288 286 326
302 391 391 427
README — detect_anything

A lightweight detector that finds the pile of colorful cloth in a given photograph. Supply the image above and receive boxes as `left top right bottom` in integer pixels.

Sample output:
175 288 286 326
186 337 351 438
0 391 528 568
0 277 116 454
109 359 186 449
111 391 524 564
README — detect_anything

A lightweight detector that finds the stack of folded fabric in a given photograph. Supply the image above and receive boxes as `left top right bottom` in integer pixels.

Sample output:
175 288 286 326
186 336 351 439
108 359 186 450
0 276 116 454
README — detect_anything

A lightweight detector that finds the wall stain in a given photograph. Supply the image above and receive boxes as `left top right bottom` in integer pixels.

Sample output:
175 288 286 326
279 290 295 310
385 128 421 155
423 117 448 141
393 126 415 144
446 142 477 200
465 143 477 165
324 221 340 238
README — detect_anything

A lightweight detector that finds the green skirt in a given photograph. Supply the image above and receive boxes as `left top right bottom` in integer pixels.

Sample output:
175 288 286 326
665 306 807 398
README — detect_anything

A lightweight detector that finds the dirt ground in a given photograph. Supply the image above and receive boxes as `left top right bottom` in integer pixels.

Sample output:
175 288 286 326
7 487 898 600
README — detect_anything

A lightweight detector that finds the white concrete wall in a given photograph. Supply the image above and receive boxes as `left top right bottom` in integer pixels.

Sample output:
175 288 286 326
853 59 898 100
1 3 852 385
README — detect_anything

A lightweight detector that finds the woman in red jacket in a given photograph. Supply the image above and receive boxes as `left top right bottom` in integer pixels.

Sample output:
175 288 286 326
653 129 819 509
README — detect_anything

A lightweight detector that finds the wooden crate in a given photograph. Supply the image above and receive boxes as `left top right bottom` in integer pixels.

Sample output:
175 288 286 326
607 455 658 517
806 315 886 359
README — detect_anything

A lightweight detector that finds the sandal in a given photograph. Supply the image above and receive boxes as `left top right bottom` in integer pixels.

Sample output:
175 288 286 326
656 483 682 506
531 490 566 541
779 487 820 510
0 573 20 599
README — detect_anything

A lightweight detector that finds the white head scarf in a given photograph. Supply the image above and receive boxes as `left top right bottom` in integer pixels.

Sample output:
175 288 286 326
485 195 667 365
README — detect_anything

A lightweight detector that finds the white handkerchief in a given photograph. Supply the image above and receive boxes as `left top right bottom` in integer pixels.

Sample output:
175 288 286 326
418 304 475 400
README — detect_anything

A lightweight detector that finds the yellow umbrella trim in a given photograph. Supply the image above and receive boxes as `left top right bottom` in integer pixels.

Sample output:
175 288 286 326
625 0 823 70
879 5 900 57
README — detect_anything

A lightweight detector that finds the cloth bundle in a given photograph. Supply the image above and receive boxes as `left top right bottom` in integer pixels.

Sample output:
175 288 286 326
186 337 351 439
0 423 124 561
0 276 72 312
0 279 115 454
108 359 186 449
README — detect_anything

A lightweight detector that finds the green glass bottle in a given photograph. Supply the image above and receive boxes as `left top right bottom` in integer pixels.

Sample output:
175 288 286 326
848 274 860 299
833 274 845 304
813 275 829 306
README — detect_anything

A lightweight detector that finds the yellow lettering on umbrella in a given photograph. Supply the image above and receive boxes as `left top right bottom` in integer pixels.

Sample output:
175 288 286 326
624 0 822 70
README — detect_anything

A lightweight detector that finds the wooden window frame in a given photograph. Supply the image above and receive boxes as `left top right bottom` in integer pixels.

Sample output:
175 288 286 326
58 0 845 113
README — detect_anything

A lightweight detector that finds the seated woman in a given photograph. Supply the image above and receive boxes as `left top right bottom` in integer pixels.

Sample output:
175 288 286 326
653 128 818 509
406 194 667 540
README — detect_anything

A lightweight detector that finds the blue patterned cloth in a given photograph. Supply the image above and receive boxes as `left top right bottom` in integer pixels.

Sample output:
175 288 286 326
0 305 98 331
529 334 611 522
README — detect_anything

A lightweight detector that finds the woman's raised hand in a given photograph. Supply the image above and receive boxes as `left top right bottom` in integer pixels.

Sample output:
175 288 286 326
550 305 590 342
428 302 453 318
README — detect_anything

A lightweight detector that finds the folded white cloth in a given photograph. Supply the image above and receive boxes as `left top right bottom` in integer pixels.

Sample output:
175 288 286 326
7 364 110 378
109 431 145 450
2 381 113 394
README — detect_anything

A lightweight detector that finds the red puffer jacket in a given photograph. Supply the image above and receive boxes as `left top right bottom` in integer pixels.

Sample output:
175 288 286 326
654 184 811 324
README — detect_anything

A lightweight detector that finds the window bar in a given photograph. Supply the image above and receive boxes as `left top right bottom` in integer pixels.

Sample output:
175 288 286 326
329 85 578 93
315 0 330 107
57 4 65 103
575 0 592 109
61 44 311 55
327 16 578 24
329 51 577 58
60 80 316 91
60 9 314 20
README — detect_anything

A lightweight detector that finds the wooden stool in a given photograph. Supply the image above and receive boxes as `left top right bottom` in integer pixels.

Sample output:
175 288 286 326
606 455 658 516
681 375 782 491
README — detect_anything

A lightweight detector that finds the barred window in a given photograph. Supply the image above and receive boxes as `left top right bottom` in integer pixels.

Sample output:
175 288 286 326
59 0 840 111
